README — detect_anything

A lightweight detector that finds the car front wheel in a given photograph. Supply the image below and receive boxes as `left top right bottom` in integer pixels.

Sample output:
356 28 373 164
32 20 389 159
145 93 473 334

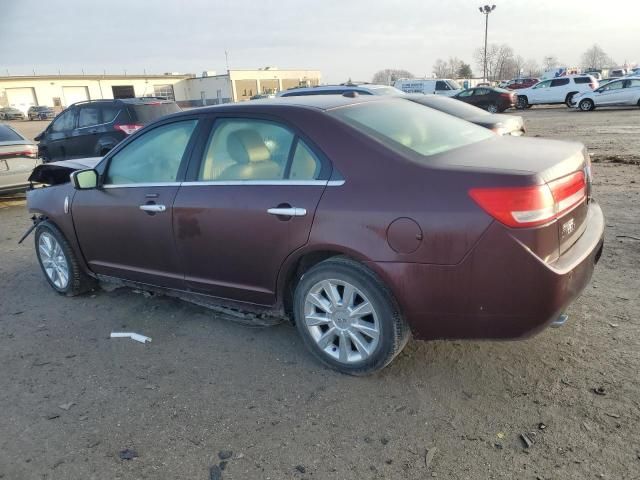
293 257 410 375
517 96 528 109
35 222 95 296
579 99 595 111
487 103 499 113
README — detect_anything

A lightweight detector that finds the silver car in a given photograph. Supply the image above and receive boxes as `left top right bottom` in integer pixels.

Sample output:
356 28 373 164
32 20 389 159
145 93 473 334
0 124 40 194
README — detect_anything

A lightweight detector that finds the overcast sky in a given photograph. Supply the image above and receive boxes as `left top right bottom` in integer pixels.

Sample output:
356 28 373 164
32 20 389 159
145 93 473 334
2 0 638 82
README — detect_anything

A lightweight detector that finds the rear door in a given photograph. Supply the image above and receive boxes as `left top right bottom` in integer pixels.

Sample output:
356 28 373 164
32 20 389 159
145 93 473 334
72 117 200 288
173 115 330 305
68 104 102 157
472 88 491 108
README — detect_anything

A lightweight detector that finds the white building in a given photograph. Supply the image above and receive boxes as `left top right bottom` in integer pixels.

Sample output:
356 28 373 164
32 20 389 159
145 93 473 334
0 68 322 113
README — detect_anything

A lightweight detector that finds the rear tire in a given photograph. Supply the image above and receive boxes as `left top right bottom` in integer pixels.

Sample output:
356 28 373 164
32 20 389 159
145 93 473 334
35 222 95 296
517 96 528 110
293 257 410 375
579 99 595 111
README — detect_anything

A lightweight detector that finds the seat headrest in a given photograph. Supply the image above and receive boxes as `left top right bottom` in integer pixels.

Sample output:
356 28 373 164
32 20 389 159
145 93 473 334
226 129 271 164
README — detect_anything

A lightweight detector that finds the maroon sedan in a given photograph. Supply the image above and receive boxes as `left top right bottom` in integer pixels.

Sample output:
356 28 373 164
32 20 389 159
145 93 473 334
25 95 604 375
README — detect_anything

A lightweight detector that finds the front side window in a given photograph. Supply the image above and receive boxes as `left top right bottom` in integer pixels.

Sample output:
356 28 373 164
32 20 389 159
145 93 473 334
435 81 450 91
533 80 551 89
105 120 197 185
603 81 623 91
457 89 474 98
331 99 493 158
78 107 100 128
51 109 75 132
198 119 294 181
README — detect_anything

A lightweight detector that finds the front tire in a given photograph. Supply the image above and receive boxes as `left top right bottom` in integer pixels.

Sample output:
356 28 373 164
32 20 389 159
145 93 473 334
487 103 499 113
35 222 95 296
579 99 595 111
293 257 410 375
517 96 528 110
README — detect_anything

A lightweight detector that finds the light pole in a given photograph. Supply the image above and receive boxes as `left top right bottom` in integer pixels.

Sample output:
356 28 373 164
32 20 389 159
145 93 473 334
479 4 496 82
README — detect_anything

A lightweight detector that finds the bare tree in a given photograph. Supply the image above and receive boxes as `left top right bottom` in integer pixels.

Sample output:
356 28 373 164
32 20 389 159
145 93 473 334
371 69 414 85
581 44 615 70
432 59 449 78
523 58 541 77
474 44 517 81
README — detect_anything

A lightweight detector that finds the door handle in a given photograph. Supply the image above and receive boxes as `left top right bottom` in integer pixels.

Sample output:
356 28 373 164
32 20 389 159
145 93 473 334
267 207 307 217
139 204 166 213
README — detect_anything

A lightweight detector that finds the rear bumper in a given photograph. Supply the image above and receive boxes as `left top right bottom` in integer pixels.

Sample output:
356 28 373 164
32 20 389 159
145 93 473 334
368 202 604 341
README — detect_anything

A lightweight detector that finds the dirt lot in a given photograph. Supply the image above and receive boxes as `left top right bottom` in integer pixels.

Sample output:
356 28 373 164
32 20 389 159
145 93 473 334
1 107 639 480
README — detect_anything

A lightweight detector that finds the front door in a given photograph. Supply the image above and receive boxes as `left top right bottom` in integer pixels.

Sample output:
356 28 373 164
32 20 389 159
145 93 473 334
173 117 329 306
72 118 199 288
46 108 77 160
596 80 625 105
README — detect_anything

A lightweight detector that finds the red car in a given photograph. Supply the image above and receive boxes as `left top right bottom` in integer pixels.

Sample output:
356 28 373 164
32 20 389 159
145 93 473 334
26 95 604 375
506 78 540 90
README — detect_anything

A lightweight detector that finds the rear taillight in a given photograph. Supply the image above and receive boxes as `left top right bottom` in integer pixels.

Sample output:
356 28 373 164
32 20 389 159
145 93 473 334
589 82 597 89
469 171 586 228
114 124 143 135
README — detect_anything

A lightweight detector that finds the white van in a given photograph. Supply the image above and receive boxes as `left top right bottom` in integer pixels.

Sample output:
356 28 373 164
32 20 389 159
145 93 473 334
394 78 463 97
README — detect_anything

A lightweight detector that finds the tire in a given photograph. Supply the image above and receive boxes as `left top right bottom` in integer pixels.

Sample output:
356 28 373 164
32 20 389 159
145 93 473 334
35 221 95 296
487 103 499 113
579 99 595 112
565 92 577 107
293 256 410 375
517 96 528 110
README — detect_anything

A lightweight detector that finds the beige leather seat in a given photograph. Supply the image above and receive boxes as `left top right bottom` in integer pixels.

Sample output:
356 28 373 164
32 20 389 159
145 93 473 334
217 129 282 180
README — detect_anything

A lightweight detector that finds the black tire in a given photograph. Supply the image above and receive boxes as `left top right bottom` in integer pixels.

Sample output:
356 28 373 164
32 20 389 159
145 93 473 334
565 92 577 107
517 96 528 110
579 99 595 112
487 103 499 113
293 256 410 375
35 221 95 296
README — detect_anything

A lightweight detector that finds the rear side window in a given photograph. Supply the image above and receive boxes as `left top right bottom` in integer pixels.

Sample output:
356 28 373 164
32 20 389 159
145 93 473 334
0 125 23 142
105 120 197 185
550 78 570 87
573 77 592 84
128 102 181 123
289 141 321 180
198 119 294 181
102 106 121 123
331 99 493 158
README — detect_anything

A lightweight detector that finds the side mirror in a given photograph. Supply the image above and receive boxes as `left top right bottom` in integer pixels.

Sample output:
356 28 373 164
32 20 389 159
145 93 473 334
71 169 99 190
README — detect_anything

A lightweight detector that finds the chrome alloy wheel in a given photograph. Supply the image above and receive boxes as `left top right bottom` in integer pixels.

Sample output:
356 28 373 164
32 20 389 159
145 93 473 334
304 279 380 364
38 232 69 289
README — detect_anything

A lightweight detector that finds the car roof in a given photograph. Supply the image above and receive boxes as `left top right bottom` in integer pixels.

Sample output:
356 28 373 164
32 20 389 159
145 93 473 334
68 97 175 108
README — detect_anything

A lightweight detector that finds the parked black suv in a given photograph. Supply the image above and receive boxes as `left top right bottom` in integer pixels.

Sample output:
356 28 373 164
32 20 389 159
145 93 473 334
35 98 181 162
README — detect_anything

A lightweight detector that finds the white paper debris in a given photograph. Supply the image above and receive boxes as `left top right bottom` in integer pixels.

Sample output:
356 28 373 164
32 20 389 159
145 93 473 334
110 332 152 343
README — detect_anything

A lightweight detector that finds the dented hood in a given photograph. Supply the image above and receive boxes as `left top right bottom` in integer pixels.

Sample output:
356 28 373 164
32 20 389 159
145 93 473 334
28 157 103 185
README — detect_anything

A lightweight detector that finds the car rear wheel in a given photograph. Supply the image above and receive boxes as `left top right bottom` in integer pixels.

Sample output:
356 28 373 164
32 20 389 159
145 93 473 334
517 96 528 110
35 222 95 296
293 257 410 375
487 103 499 113
579 99 595 111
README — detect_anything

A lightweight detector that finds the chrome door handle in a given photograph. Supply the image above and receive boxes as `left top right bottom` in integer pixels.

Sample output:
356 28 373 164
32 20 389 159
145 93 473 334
267 207 307 217
139 204 166 213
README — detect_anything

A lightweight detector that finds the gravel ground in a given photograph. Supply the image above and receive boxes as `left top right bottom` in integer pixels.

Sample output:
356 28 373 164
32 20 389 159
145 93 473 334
1 107 639 480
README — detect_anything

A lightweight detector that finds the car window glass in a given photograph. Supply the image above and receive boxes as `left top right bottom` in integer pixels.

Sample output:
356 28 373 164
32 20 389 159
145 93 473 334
50 110 75 132
550 78 570 87
78 107 100 128
105 120 197 185
457 89 473 97
435 81 450 90
573 77 591 84
102 106 120 123
628 79 640 87
289 140 321 180
198 119 294 181
533 80 551 89
0 125 24 142
474 88 490 96
604 81 623 90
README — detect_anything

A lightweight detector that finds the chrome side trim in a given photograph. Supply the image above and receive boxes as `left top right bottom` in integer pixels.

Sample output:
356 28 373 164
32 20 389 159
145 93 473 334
102 179 345 189
103 182 180 189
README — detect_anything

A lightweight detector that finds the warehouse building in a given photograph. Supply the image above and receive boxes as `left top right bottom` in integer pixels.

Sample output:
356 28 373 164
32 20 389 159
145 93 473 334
0 68 322 113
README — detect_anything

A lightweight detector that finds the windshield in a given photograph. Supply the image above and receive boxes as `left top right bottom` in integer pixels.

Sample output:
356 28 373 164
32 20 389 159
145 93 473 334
35 106 51 111
0 125 24 142
128 102 181 123
330 99 493 158
369 86 406 96
407 95 490 119
447 80 462 90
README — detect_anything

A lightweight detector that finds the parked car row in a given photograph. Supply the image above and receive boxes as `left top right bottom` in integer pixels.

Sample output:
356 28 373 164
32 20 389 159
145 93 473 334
571 77 640 111
0 124 40 194
0 107 26 120
28 106 56 120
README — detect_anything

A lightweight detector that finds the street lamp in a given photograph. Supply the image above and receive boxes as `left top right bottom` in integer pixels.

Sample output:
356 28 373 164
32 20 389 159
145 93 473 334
479 4 497 82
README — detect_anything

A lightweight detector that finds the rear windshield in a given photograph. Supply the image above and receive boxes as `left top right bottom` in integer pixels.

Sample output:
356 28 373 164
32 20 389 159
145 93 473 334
128 102 181 123
331 99 493 157
0 125 24 142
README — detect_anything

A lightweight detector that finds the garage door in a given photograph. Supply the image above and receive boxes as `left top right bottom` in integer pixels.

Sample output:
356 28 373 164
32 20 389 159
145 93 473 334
62 86 89 106
6 87 37 114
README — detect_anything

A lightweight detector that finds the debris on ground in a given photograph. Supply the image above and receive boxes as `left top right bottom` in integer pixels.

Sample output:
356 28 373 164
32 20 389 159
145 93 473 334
425 446 437 469
110 332 152 344
58 402 74 411
219 461 228 470
593 386 607 396
118 448 138 460
209 465 222 480
295 465 306 473
520 433 534 448
538 423 547 430
218 450 233 460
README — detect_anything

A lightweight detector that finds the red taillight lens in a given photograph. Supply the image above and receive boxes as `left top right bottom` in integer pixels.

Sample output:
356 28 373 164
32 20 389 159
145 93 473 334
114 124 143 135
590 82 597 89
469 171 586 228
